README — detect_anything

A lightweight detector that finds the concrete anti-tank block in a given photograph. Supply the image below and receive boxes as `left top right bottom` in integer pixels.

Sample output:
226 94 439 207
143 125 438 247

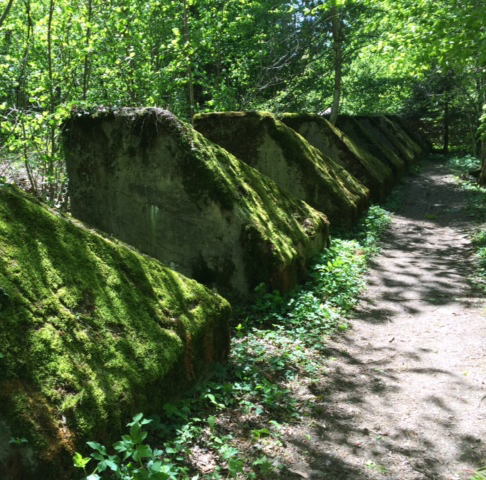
194 111 369 229
63 108 329 298
0 184 231 479
278 113 394 201
336 115 407 179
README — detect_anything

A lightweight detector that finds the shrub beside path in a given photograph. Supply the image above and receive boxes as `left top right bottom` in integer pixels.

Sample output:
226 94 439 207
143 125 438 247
285 158 486 479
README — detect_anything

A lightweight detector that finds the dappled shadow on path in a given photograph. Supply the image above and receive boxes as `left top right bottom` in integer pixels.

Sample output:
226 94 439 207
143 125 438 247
281 159 486 479
356 160 478 323
284 338 485 479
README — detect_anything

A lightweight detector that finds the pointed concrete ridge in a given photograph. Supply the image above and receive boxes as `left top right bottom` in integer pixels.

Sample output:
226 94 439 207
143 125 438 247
369 115 424 165
335 115 430 174
193 111 369 229
0 184 231 480
62 108 329 298
386 114 433 157
278 113 394 201
336 114 408 179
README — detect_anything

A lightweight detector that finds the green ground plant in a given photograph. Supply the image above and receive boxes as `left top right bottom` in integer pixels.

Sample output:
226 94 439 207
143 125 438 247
471 466 486 480
75 205 392 480
447 154 486 292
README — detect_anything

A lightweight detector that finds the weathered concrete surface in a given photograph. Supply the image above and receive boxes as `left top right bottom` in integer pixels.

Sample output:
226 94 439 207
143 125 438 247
63 108 329 298
388 114 433 156
0 184 231 479
193 112 369 229
336 115 408 179
278 113 394 201
371 115 424 165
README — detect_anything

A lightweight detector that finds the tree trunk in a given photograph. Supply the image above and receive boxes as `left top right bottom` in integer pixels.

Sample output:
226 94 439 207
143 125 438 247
47 0 56 201
0 0 14 30
182 0 195 122
82 0 93 101
329 6 344 125
443 91 449 155
479 139 486 185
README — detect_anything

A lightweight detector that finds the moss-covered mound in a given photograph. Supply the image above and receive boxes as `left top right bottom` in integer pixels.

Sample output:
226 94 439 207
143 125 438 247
193 112 369 229
0 184 231 479
63 108 329 298
278 113 394 201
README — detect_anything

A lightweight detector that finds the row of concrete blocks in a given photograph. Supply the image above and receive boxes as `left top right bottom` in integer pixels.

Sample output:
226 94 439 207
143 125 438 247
0 110 429 480
63 110 430 299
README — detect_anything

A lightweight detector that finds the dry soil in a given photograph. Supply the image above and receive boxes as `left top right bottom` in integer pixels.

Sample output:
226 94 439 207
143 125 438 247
283 158 486 479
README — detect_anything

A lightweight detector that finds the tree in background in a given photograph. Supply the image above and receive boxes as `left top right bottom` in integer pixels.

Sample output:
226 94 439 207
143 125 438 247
0 0 485 200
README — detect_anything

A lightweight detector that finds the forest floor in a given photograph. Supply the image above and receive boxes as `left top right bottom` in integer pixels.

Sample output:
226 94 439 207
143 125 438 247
279 158 486 479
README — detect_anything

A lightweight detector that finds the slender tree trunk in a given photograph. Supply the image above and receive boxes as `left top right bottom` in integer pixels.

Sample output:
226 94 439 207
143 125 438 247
479 138 486 185
0 0 14 30
182 0 195 122
47 0 56 200
16 0 32 108
20 117 38 196
329 6 344 125
82 0 93 100
443 90 449 154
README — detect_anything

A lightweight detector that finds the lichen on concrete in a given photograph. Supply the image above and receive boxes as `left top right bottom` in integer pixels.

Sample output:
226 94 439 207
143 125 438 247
194 111 369 229
0 184 231 479
278 113 394 201
63 108 329 298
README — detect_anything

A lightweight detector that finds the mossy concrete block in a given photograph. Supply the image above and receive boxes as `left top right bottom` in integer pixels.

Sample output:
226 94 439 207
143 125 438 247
369 115 421 165
193 111 369 229
387 115 433 156
336 115 407 179
278 113 394 201
63 108 329 298
0 184 231 479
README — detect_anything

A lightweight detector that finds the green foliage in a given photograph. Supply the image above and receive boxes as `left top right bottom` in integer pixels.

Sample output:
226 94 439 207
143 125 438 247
0 0 480 199
9 436 28 445
75 204 391 479
471 467 486 480
447 155 481 176
75 414 178 480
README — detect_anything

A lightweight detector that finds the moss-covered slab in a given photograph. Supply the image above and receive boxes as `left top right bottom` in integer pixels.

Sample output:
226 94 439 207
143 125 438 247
193 112 369 229
336 115 407 178
278 113 394 201
0 184 231 479
63 108 329 298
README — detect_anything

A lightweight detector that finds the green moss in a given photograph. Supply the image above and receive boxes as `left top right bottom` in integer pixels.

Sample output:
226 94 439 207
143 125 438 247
269 118 369 215
336 115 406 178
167 115 330 293
278 113 394 201
0 185 231 478
194 112 369 229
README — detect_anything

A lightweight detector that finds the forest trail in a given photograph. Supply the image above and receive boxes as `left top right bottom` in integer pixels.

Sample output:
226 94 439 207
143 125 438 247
285 158 486 479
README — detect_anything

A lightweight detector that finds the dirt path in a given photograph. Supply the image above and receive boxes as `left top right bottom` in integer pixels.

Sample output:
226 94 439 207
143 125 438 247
285 159 486 479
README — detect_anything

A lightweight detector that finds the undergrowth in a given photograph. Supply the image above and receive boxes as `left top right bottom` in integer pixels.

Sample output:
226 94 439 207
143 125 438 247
447 154 486 292
75 205 392 480
471 467 486 480
446 155 486 479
